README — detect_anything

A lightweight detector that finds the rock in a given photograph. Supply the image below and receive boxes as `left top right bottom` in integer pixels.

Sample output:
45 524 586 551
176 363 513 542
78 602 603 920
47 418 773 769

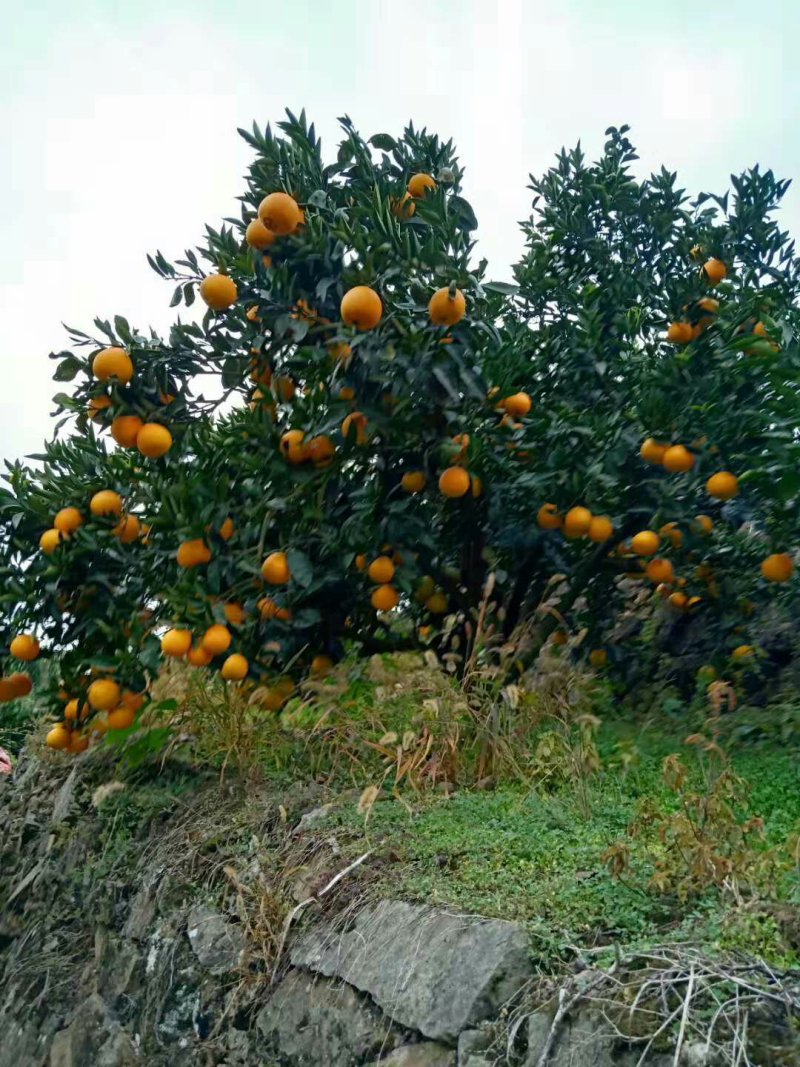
51 768 78 825
374 1043 455 1066
95 932 141 1000
49 994 136 1067
291 900 532 1044
186 904 245 975
524 1012 551 1064
292 802 335 835
257 967 399 1066
523 1007 614 1067
457 1028 493 1066
123 885 156 941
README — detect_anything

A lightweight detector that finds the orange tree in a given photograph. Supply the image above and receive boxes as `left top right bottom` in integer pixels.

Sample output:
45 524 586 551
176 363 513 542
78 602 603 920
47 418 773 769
0 112 799 751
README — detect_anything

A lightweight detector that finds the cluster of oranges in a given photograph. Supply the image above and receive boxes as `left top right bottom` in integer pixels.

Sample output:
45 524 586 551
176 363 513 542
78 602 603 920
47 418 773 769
44 680 144 753
90 347 173 458
40 492 147 556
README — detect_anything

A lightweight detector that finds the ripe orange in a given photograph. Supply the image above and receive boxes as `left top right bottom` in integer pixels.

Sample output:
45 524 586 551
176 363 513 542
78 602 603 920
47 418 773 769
258 192 300 235
306 435 335 467
161 628 192 657
703 258 727 285
137 423 172 459
120 690 145 714
250 360 272 387
425 592 448 614
731 644 753 661
46 724 71 750
341 411 368 443
449 433 470 462
92 347 134 384
113 514 141 543
223 602 245 626
67 731 89 754
587 516 613 543
259 687 286 712
537 503 562 530
640 438 667 464
221 653 249 681
340 286 382 331
662 445 695 473
199 274 238 311
6 673 32 699
338 386 356 402
694 514 713 535
273 376 296 402
88 395 112 420
659 522 683 549
645 558 674 584
408 173 436 198
218 517 234 542
310 654 333 676
246 305 261 322
401 471 426 494
40 528 61 555
328 341 353 365
501 392 532 417
563 506 592 538
64 698 86 721
666 322 693 344
10 634 39 661
202 624 232 655
697 297 719 314
392 192 415 218
439 467 470 498
54 506 82 536
176 538 211 568
706 471 738 500
107 705 135 730
110 415 144 448
371 585 400 611
669 592 688 610
245 218 276 249
368 556 395 584
354 554 367 573
631 530 659 557
280 429 307 464
589 649 607 668
88 678 120 711
687 596 702 609
262 551 290 584
471 475 483 498
761 553 793 582
187 644 213 667
429 287 466 327
90 490 123 517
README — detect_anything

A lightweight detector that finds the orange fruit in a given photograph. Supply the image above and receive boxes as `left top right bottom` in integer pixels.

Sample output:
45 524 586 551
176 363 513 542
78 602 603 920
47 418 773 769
67 731 89 754
371 585 400 611
354 554 367 573
90 490 123 517
187 644 213 667
428 287 466 327
392 192 415 218
631 531 659 556
551 631 567 646
306 435 335 467
245 218 276 249
687 596 702 609
259 687 287 712
107 705 135 730
669 592 688 610
761 553 793 583
694 515 713 535
589 649 607 668
110 415 144 448
258 192 300 236
501 392 532 417
310 654 333 676
120 690 145 714
280 429 307 464
563 506 592 538
88 395 112 420
340 286 382 331
218 517 234 542
246 305 261 322
46 724 71 750
199 274 237 311
257 597 279 620
471 475 483 498
706 471 738 500
537 503 562 530
10 634 39 661
261 551 290 584
7 673 32 699
87 678 120 711
587 516 613 543
137 423 172 459
176 538 211 568
341 411 368 444
425 592 448 614
40 528 61 555
659 522 683 549
92 347 133 384
401 471 426 493
221 653 249 681
697 297 719 314
439 467 470 498
64 699 87 721
223 602 245 626
113 514 141 543
273 376 296 402
703 258 727 285
731 644 753 661
662 445 694 473
328 341 353 365
407 173 436 198
202 624 232 655
449 433 470 462
338 386 356 402
645 558 674 584
161 628 192 657
640 438 667 464
368 556 395 584
666 322 693 344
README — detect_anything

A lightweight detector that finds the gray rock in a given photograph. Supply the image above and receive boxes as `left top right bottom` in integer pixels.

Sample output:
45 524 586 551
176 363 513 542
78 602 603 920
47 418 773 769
525 1012 551 1064
186 904 245 974
123 886 156 941
257 968 398 1066
51 768 78 825
49 994 136 1067
458 1028 493 1067
524 1008 614 1067
375 1043 455 1066
292 900 532 1044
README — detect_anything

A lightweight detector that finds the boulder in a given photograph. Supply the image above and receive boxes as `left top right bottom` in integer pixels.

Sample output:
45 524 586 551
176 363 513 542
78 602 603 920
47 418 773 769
292 900 532 1044
374 1043 455 1066
186 904 245 974
49 994 136 1067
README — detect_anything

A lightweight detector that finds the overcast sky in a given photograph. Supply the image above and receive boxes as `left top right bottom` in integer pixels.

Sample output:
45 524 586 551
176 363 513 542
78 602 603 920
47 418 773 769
1 0 797 463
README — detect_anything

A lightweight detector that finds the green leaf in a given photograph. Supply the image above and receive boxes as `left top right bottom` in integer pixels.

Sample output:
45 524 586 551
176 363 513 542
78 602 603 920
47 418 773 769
483 281 519 295
286 549 313 587
369 134 397 152
53 356 82 382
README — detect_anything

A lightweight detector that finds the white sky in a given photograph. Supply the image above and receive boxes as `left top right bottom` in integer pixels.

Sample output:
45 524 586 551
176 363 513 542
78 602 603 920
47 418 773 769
1 0 798 462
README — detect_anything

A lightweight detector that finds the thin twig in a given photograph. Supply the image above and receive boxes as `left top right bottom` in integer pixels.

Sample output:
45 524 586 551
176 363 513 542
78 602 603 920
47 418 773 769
673 963 696 1066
